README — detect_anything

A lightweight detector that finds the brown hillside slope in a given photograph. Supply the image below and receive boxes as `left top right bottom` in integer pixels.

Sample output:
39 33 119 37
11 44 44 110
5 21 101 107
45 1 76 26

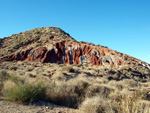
0 27 150 69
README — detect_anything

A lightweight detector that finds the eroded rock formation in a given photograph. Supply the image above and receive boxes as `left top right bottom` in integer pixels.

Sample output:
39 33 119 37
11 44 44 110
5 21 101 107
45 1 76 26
0 27 149 69
1 40 127 66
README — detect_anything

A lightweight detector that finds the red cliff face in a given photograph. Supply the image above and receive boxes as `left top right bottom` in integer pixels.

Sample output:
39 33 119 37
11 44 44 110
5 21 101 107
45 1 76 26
1 40 127 66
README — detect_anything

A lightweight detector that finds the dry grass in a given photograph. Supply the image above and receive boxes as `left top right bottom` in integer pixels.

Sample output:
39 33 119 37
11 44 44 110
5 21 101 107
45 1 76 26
80 96 113 113
80 89 150 113
45 78 89 108
0 27 75 57
0 62 150 113
2 80 16 93
109 90 150 113
45 82 78 108
85 83 115 98
0 70 9 81
62 65 75 73
52 70 68 81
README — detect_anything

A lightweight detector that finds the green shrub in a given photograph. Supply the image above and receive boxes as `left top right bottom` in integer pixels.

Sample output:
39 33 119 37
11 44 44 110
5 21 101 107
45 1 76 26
4 83 45 104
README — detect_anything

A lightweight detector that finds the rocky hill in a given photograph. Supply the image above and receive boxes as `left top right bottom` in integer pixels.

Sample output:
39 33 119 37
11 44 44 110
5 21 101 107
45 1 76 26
1 27 150 113
0 27 149 70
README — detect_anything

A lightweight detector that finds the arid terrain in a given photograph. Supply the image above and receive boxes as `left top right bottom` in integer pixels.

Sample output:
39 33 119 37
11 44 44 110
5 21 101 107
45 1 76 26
0 27 150 113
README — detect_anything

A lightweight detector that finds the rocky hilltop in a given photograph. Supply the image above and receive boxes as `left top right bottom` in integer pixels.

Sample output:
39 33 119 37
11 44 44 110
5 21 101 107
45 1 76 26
0 27 150 69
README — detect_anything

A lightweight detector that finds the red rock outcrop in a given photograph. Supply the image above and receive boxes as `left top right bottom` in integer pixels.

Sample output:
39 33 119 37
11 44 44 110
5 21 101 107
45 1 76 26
1 40 127 66
1 27 150 69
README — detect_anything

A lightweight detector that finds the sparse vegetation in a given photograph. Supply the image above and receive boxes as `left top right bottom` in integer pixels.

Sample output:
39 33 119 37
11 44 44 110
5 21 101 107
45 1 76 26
0 69 45 103
0 26 150 112
0 27 76 57
0 64 150 113
110 90 150 113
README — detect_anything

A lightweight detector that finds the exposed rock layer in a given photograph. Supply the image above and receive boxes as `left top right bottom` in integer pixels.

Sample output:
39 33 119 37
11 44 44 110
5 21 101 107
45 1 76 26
0 40 130 66
0 27 149 69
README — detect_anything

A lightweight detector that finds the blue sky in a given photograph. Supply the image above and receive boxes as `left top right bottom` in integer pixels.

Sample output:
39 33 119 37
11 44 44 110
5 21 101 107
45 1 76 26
0 0 150 63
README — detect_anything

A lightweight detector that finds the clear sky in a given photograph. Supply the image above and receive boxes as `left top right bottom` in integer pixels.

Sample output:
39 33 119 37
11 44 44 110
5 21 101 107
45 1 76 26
0 0 150 63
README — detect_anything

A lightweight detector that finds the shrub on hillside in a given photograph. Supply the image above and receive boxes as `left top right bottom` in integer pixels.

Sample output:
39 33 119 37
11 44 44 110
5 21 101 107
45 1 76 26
0 70 22 84
3 80 16 93
45 79 89 108
0 70 9 80
110 90 149 113
62 66 75 73
4 83 45 104
80 96 113 113
45 82 78 108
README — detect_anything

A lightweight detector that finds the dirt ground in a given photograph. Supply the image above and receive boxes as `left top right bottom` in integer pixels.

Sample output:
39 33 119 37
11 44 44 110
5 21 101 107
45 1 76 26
0 99 83 113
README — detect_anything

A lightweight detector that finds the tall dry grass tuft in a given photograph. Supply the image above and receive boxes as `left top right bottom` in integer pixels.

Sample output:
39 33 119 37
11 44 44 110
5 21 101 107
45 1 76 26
0 70 23 84
45 78 89 108
80 96 114 113
85 84 115 98
45 81 78 108
110 90 150 113
2 80 16 93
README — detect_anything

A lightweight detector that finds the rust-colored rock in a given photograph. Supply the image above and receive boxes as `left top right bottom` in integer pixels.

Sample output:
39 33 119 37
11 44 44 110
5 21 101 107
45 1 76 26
1 40 128 66
1 27 150 69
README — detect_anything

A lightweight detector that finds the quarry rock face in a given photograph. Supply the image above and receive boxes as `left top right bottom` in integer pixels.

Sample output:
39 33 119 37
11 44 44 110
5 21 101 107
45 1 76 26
2 40 126 66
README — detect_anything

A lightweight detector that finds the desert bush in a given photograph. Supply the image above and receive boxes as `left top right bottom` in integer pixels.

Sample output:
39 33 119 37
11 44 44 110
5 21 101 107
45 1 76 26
45 81 78 108
80 96 113 113
108 79 139 90
2 80 16 93
137 102 150 113
62 66 75 73
10 66 18 71
35 31 41 34
52 71 69 81
34 76 50 85
85 84 115 98
45 79 89 108
26 67 34 72
0 70 9 80
4 82 45 104
76 64 83 67
110 90 147 113
10 74 22 84
0 82 3 95
121 79 139 87
0 70 22 84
